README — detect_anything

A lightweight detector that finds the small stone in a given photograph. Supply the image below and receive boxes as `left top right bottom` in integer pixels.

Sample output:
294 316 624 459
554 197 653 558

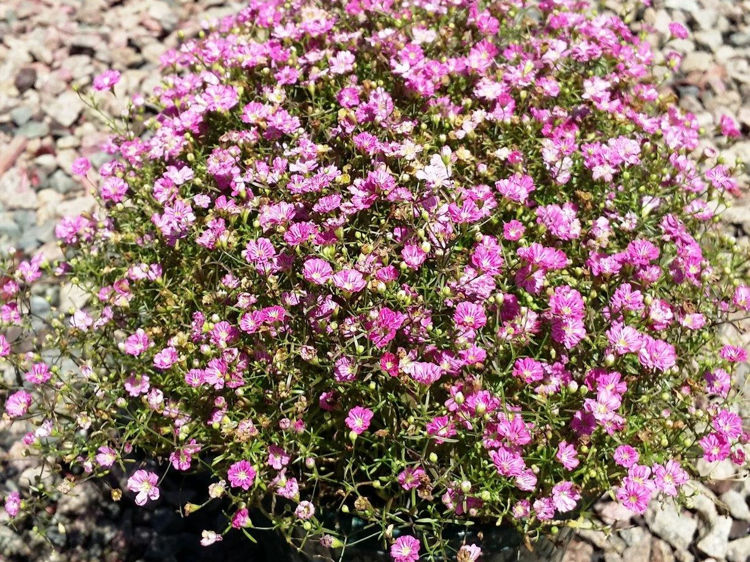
48 169 76 194
30 295 50 316
14 67 37 93
726 535 750 562
10 106 33 126
0 169 37 209
730 32 750 47
621 527 651 562
57 135 81 150
576 529 626 553
16 120 49 139
693 30 723 52
664 0 699 10
596 501 634 525
59 283 90 312
680 52 713 73
0 213 20 240
696 516 732 559
646 503 697 551
561 538 594 562
720 489 750 521
42 90 83 128
650 538 675 562
691 8 719 31
33 154 57 175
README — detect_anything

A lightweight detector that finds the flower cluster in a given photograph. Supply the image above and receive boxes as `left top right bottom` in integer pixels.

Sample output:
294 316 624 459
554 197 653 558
1 0 747 559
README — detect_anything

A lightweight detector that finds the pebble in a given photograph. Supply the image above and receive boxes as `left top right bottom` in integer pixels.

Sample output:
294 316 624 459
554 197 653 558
14 67 37 92
696 516 733 559
646 504 698 552
15 120 49 138
42 90 83 127
10 105 33 126
721 490 750 521
650 537 676 562
726 535 750 562
680 51 714 73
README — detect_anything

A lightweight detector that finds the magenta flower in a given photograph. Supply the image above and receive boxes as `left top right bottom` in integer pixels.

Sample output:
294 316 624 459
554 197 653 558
712 409 743 440
453 301 487 331
303 258 333 285
700 432 731 462
404 361 443 385
25 362 51 385
124 328 150 356
390 535 420 562
5 390 32 418
490 446 525 477
92 69 121 91
153 346 178 370
71 157 91 176
332 269 366 292
4 492 21 517
96 446 117 468
652 460 688 497
552 481 581 513
397 466 426 491
294 501 315 520
613 445 639 468
231 508 251 529
127 470 160 506
401 244 427 269
616 480 651 514
556 441 580 470
227 460 256 490
719 345 747 363
345 406 374 434
668 21 689 39
100 176 128 203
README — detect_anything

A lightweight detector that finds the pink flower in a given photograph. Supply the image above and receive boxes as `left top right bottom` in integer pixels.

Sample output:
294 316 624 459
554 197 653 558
454 301 487 331
0 334 9 357
556 441 580 470
404 361 443 385
96 446 117 468
616 480 651 514
4 492 21 517
124 329 150 356
25 362 51 385
397 466 426 490
613 445 639 468
92 69 121 91
490 446 525 477
294 501 316 520
495 173 535 203
705 368 731 397
345 406 374 434
391 535 420 562
334 356 357 382
227 460 256 490
668 21 689 39
638 336 676 372
733 285 750 311
712 410 743 440
267 445 291 470
100 176 128 203
368 307 406 348
332 269 366 292
719 345 747 363
552 481 581 512
457 544 482 562
533 497 556 520
512 357 545 384
5 390 32 418
232 508 251 529
401 244 427 269
71 157 91 176
153 346 178 369
127 470 160 506
720 114 741 138
503 220 525 241
303 258 333 285
652 460 688 497
426 415 456 442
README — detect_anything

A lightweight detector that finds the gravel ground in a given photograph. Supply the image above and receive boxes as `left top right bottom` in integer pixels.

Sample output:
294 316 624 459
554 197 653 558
0 0 748 561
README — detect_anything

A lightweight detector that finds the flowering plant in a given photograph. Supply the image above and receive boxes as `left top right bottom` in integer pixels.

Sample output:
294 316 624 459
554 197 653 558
1 0 748 559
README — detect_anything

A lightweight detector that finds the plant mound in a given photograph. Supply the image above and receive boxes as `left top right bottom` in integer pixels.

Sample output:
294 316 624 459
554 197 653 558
2 0 748 559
